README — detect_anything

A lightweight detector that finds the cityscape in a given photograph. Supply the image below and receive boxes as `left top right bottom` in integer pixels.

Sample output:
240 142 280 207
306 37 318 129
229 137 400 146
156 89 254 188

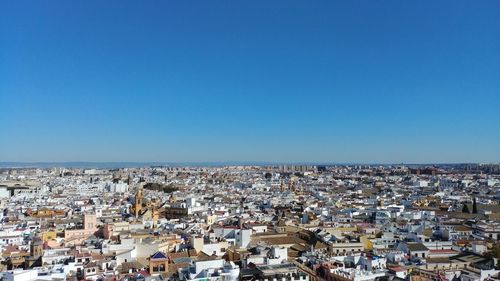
1 1 500 281
0 164 500 281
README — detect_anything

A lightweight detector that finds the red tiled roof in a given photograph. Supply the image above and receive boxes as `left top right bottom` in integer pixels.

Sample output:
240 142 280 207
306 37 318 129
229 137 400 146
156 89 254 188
388 266 407 272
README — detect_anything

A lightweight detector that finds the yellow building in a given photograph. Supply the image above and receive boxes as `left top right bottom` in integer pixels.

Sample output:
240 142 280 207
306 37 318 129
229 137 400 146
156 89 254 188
133 188 143 217
360 235 373 250
41 231 57 242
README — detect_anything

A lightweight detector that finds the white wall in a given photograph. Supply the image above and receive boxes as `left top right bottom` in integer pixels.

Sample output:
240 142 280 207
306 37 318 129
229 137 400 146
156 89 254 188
0 187 10 198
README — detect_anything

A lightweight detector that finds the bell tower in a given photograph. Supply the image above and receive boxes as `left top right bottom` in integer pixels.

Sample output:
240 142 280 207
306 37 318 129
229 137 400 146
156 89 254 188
135 188 143 217
280 180 287 192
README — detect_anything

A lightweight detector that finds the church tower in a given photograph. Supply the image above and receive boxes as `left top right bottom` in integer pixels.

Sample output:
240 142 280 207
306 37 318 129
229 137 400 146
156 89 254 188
152 205 159 228
279 180 287 192
135 188 143 217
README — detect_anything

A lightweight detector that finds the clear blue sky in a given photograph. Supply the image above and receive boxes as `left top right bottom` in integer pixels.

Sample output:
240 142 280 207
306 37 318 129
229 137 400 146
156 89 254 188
1 1 499 164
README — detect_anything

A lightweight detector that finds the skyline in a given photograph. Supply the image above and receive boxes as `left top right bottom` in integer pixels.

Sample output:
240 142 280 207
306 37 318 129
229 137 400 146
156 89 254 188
1 1 500 163
0 161 499 169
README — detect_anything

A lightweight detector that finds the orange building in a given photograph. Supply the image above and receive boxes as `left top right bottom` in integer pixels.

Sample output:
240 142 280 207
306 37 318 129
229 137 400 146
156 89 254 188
64 213 98 246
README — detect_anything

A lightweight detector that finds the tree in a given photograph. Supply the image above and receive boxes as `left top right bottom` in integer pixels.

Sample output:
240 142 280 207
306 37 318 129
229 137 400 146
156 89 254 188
294 172 304 178
486 243 500 260
472 197 478 214
462 203 470 213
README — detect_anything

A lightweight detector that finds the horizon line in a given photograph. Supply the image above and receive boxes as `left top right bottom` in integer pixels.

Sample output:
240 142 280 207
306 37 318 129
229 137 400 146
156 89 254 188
0 160 498 169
